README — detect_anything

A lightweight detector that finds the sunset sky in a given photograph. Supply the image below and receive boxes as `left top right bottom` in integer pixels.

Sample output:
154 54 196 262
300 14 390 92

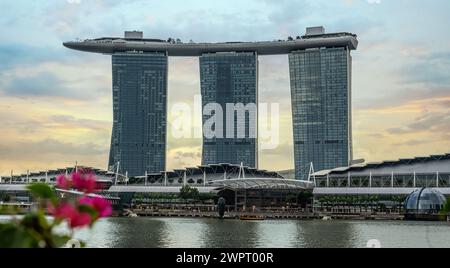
0 0 449 176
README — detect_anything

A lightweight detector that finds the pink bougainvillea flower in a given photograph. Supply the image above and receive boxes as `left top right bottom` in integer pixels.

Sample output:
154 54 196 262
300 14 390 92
50 203 77 220
71 172 84 190
79 196 112 218
84 173 98 194
56 174 72 190
69 212 92 229
72 172 98 194
49 202 93 229
92 197 112 217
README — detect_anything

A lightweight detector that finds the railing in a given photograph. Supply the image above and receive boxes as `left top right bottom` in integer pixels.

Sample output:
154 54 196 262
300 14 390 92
315 173 450 188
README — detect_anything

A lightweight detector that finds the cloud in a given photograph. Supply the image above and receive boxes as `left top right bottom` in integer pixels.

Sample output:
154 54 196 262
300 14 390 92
0 44 63 70
0 139 108 161
167 147 202 169
387 111 450 135
400 51 450 87
49 115 111 131
0 60 111 101
2 72 69 97
393 139 433 147
0 138 110 175
355 87 450 111
260 0 311 29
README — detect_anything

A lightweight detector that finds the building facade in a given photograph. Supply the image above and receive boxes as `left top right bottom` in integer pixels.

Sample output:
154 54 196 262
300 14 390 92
289 35 354 180
109 52 168 176
200 52 258 168
313 153 450 190
64 28 358 178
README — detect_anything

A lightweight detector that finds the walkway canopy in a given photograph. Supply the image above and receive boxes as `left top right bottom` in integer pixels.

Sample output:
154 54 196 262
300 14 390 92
210 178 314 191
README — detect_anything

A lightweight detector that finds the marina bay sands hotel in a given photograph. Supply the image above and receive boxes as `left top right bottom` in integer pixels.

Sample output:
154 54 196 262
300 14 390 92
64 27 358 180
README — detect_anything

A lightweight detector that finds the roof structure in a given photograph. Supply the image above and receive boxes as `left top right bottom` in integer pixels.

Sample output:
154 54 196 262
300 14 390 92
63 28 358 56
211 178 314 191
313 153 450 177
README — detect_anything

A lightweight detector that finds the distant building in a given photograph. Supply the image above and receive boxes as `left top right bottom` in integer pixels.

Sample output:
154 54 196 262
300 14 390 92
109 52 168 176
313 153 450 196
200 52 258 168
289 27 356 180
63 28 358 176
0 165 314 211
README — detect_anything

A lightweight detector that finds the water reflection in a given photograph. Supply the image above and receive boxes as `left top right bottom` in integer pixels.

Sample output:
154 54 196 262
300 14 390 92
350 221 450 248
202 219 259 248
4 215 449 248
161 218 209 248
295 221 356 248
255 221 300 248
76 218 169 248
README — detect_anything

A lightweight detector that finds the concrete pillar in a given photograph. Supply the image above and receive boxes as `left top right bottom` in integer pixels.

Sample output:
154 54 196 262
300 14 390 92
391 172 394 188
437 171 440 188
203 170 206 187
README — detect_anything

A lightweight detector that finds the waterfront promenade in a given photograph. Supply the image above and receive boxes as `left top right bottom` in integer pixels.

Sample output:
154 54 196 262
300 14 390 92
128 207 405 221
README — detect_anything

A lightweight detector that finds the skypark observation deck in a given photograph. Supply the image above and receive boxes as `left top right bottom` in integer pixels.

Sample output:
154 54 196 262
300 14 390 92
63 31 358 56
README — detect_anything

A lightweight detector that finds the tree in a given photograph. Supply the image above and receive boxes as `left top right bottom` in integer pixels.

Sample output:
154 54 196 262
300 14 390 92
286 194 297 204
441 199 450 215
298 191 313 204
179 185 200 200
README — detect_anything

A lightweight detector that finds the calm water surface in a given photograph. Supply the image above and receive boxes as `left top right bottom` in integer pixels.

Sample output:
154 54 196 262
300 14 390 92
72 218 450 248
2 216 450 248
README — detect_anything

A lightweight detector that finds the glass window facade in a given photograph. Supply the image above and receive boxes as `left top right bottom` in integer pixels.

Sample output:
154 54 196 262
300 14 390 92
405 188 446 212
289 47 353 180
109 52 168 176
200 52 258 168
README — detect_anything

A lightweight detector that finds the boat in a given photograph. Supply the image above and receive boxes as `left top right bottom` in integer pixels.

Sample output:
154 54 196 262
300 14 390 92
240 215 266 221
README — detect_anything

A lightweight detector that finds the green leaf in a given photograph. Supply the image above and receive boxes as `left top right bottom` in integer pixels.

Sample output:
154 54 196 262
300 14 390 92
27 183 57 203
78 204 99 220
37 210 51 230
53 234 72 248
0 223 38 248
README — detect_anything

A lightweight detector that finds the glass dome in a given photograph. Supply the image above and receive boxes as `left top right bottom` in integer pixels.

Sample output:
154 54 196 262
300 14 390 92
405 188 447 212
